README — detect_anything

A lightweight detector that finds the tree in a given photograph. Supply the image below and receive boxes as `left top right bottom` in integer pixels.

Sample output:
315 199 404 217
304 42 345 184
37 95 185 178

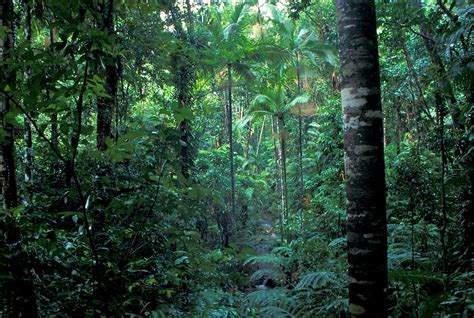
269 12 336 211
335 1 388 316
202 3 254 245
252 86 309 237
96 0 119 151
0 0 18 209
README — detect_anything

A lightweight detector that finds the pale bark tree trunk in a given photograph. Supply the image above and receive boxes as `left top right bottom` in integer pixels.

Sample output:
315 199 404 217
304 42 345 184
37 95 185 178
0 0 18 209
255 115 265 158
336 1 388 316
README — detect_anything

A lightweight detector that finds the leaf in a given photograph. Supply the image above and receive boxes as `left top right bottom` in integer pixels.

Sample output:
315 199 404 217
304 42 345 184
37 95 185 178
175 255 189 265
60 211 84 218
295 271 338 290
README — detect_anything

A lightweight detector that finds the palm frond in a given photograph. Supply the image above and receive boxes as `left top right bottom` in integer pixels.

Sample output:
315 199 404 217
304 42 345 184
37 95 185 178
282 93 310 113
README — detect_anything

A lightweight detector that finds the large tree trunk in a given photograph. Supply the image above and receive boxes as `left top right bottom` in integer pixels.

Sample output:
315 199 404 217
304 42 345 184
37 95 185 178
0 0 18 210
336 1 388 316
1 2 38 316
96 0 118 151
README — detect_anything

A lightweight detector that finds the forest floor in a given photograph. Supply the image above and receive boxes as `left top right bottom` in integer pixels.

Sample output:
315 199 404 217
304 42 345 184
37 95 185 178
246 212 279 290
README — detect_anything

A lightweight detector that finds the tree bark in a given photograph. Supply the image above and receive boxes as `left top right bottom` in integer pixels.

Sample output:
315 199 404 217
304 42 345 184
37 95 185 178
0 0 18 210
96 0 118 151
24 0 33 184
49 19 58 147
296 53 304 225
271 115 284 240
278 114 289 224
227 64 236 240
336 1 388 316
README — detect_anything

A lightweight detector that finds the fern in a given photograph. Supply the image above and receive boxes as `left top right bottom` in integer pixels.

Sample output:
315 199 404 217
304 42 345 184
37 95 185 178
250 268 284 283
247 288 289 307
244 254 286 267
260 306 296 318
295 271 339 290
271 246 293 256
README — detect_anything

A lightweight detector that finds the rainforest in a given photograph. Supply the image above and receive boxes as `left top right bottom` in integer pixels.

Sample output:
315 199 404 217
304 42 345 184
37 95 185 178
0 0 473 317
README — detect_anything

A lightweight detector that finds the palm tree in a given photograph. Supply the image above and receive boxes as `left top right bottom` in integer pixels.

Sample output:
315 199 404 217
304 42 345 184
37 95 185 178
252 85 309 238
200 3 254 246
269 11 336 213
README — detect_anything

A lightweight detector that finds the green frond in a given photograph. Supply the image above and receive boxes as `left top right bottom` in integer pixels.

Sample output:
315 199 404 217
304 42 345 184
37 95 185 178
251 94 278 112
295 271 339 290
260 306 296 318
247 288 289 307
282 93 310 113
244 254 287 267
223 23 240 42
250 268 284 283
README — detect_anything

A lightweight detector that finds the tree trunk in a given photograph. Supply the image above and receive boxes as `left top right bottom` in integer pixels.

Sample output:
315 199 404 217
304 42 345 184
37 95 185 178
271 116 284 240
49 21 58 147
24 0 33 184
227 64 236 240
96 0 118 151
0 0 18 210
255 115 265 158
435 93 448 272
278 114 289 224
336 1 388 316
296 53 304 225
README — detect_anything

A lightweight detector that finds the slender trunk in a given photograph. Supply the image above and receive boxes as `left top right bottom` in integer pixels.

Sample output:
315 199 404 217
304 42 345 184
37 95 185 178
49 19 58 147
271 116 284 240
24 0 33 184
172 47 195 178
401 41 433 123
97 0 118 151
436 93 448 272
256 115 265 157
67 59 90 188
278 114 289 223
227 64 236 243
395 98 401 155
245 118 251 161
336 1 388 316
415 1 461 130
296 53 304 225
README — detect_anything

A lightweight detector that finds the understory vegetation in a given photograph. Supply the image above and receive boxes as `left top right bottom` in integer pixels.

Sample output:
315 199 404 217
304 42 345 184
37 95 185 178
0 0 472 317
